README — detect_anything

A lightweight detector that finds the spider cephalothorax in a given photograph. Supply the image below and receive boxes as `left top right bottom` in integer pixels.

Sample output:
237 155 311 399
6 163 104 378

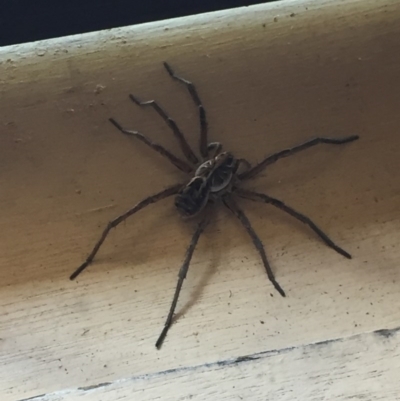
70 62 359 349
175 150 241 218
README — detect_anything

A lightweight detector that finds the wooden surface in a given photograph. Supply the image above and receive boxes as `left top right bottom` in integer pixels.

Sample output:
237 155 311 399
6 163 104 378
1 0 399 399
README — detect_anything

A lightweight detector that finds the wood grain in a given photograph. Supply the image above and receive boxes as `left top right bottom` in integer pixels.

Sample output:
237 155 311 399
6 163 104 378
19 328 400 400
1 0 399 399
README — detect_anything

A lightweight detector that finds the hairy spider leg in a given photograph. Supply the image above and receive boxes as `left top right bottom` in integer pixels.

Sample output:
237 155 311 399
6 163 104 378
109 118 193 174
235 188 351 258
240 135 359 181
129 94 199 165
223 195 286 297
163 62 209 160
156 216 209 349
70 183 183 280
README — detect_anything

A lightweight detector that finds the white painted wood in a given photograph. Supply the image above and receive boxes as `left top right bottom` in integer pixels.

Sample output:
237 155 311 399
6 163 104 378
1 0 399 400
21 328 400 400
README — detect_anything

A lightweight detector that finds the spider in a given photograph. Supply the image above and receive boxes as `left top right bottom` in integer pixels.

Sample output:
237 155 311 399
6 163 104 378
70 62 359 349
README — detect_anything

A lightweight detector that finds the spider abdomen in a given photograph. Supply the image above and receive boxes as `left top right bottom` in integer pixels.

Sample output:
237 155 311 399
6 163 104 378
175 177 210 217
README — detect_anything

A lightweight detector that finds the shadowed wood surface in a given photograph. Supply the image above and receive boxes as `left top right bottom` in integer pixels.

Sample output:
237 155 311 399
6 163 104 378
1 0 399 399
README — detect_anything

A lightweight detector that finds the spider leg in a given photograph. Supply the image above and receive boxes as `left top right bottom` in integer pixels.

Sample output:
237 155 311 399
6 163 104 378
109 118 193 174
163 62 209 159
129 95 199 165
70 183 183 280
207 142 222 157
155 216 209 349
240 135 359 180
235 188 351 259
223 195 285 297
234 158 252 175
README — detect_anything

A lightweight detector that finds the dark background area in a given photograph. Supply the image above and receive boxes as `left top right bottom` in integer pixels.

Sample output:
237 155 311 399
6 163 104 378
0 0 277 47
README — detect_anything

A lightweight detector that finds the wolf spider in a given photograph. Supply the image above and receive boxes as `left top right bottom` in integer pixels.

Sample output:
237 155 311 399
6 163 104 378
70 62 359 349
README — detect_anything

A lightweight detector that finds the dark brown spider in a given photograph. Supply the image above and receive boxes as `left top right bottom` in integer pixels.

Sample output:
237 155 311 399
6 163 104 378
70 62 359 349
